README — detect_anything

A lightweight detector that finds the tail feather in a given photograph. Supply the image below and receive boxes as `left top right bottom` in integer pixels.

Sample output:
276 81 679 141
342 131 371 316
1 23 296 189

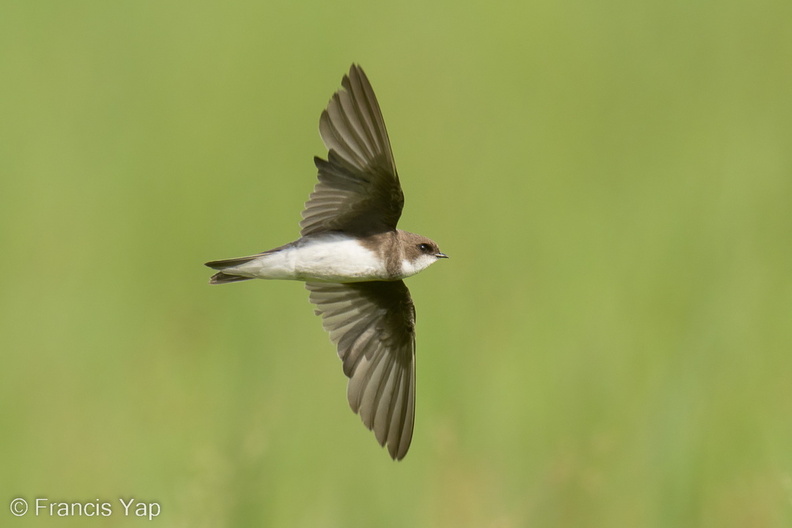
205 254 260 270
205 254 260 285
208 271 253 285
205 243 293 285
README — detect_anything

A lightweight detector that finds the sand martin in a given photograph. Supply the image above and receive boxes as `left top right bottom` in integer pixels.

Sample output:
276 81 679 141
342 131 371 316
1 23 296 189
205 65 447 460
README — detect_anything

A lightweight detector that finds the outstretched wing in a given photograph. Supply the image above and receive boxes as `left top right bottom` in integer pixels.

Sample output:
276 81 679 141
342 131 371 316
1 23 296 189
306 280 416 460
300 65 404 237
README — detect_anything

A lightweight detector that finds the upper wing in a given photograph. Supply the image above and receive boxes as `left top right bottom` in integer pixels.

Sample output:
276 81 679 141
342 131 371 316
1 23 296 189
300 65 404 237
306 280 416 460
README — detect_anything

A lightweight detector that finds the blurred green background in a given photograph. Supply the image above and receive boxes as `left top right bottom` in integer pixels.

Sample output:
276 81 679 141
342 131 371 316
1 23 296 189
2 0 791 526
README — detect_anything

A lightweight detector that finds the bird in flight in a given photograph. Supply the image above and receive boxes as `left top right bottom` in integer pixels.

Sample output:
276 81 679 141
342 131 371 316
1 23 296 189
205 64 447 460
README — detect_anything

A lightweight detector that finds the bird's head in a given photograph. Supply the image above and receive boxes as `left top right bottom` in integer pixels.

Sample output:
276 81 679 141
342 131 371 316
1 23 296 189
399 232 448 278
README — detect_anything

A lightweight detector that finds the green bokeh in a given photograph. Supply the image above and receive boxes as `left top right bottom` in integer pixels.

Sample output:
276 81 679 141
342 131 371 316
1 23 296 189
2 0 791 526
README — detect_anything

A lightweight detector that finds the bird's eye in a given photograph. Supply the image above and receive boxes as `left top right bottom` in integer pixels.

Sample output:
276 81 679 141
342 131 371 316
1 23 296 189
418 243 432 252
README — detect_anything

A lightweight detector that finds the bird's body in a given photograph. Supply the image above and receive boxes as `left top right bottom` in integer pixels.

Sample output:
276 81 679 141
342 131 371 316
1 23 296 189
207 230 440 284
205 65 446 460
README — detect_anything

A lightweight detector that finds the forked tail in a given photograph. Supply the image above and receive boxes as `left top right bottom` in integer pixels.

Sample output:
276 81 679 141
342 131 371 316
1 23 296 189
205 255 259 284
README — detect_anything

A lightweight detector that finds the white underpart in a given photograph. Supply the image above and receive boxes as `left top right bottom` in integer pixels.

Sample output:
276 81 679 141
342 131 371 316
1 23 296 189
400 254 438 278
227 234 388 282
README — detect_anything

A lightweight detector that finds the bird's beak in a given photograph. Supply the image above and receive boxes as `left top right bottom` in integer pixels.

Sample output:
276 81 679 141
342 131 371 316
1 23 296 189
435 253 449 259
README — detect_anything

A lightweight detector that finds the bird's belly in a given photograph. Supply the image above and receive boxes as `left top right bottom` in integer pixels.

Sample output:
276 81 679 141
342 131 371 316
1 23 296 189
293 237 387 282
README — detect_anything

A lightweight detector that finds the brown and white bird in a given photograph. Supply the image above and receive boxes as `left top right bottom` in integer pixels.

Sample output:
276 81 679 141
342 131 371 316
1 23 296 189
205 64 447 460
